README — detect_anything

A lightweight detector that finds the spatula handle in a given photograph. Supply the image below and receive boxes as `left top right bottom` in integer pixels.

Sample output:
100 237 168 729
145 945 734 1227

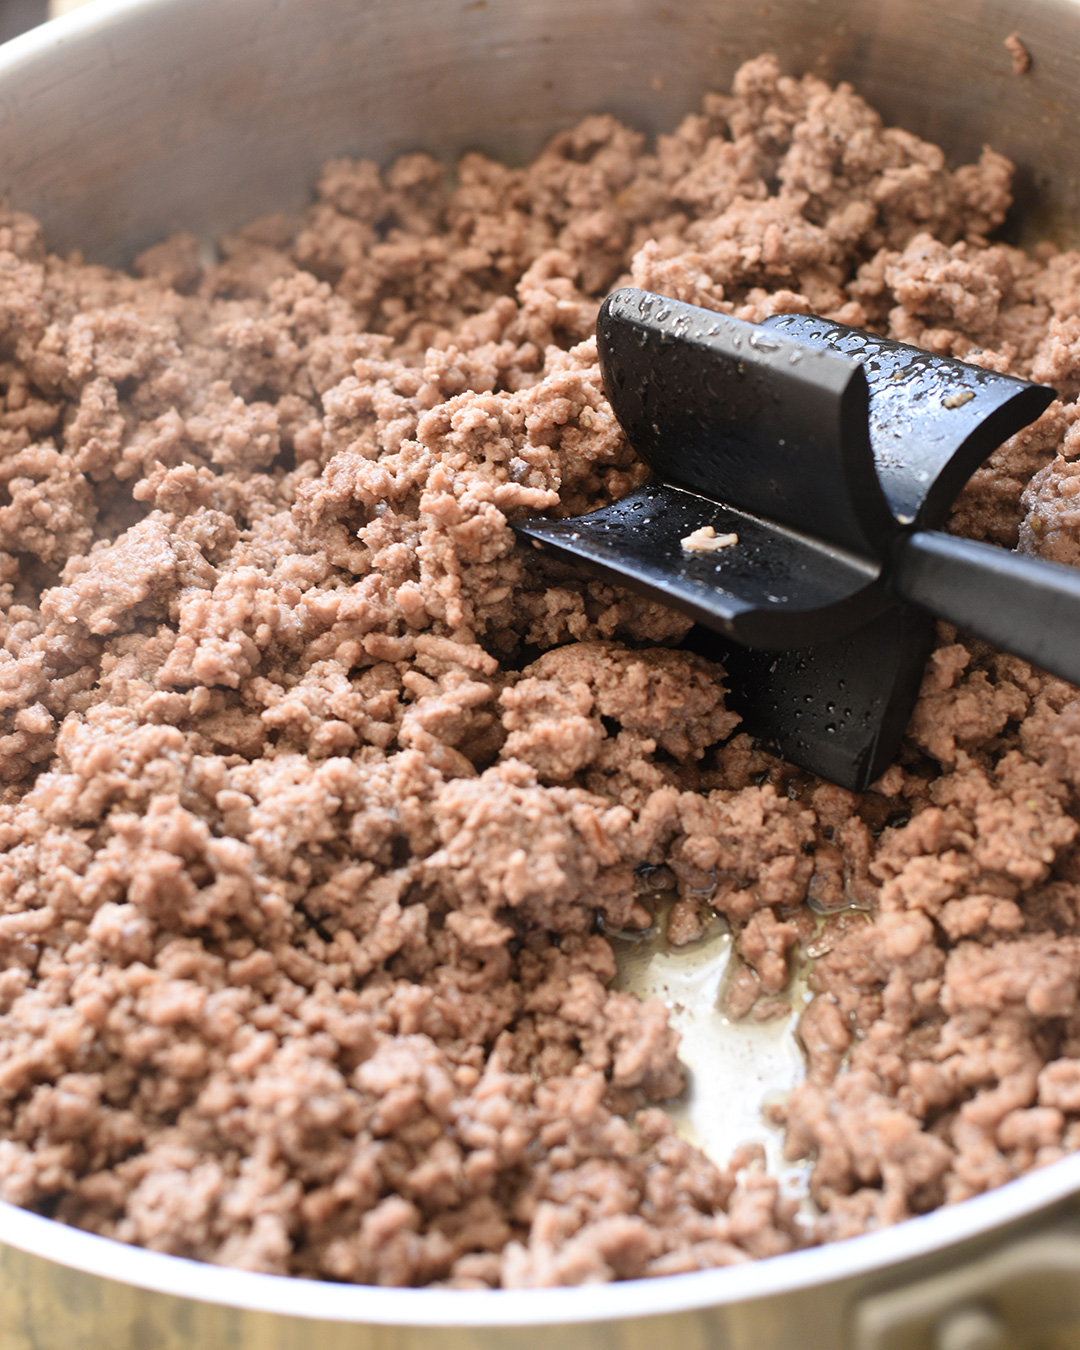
894 530 1080 683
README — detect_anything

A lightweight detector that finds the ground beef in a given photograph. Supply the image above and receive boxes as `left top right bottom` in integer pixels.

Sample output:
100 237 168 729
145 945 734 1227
3 53 1080 1286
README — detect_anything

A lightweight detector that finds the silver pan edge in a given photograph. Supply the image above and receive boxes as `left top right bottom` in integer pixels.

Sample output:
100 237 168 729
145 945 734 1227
3 1 1080 1345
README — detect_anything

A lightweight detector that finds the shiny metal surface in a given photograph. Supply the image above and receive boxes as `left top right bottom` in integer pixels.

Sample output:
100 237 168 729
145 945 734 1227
3 0 1080 266
1 0 1080 1345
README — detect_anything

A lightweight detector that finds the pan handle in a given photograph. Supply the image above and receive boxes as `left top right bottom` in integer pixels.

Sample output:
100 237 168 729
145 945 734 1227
893 530 1080 684
851 1212 1080 1349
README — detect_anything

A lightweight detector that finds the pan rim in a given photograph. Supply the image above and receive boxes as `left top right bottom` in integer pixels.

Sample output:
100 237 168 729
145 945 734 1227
0 1152 1077 1324
1 0 1079 1329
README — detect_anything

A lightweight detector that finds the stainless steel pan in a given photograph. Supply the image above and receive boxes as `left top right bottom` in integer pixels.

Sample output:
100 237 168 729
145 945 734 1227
4 1 1080 1345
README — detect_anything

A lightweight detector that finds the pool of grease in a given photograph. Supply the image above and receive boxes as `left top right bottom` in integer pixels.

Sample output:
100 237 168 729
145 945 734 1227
611 899 824 1190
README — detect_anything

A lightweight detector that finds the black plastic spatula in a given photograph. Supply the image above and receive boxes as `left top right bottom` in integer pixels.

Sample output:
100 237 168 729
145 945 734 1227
515 288 1074 789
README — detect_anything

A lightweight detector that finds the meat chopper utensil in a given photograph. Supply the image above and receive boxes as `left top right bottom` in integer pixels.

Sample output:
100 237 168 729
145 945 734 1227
515 287 1068 790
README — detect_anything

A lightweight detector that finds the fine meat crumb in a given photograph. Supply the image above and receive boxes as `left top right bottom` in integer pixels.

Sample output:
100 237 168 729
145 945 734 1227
1 53 1080 1287
1005 31 1032 76
681 525 739 552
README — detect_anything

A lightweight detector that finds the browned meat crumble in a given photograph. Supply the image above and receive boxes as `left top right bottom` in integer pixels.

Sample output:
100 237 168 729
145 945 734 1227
4 54 1080 1286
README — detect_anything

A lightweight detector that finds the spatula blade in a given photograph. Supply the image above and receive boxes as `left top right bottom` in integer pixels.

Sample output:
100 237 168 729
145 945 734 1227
596 288 895 560
515 482 884 649
699 606 935 791
763 313 1055 529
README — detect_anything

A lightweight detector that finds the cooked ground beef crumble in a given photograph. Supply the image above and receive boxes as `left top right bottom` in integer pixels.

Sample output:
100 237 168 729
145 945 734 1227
4 54 1080 1286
